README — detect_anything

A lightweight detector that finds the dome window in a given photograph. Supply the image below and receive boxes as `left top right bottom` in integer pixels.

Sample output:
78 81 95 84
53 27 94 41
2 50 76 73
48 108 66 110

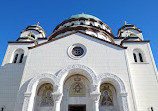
71 23 74 26
28 31 35 39
80 22 84 25
98 25 102 29
89 23 93 26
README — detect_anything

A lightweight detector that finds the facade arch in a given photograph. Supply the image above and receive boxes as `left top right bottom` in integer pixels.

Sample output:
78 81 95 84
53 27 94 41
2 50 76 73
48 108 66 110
98 73 129 111
22 73 58 111
57 64 97 92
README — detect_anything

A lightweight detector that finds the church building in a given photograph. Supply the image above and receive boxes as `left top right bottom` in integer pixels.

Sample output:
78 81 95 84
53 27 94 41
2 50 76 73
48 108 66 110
0 14 158 111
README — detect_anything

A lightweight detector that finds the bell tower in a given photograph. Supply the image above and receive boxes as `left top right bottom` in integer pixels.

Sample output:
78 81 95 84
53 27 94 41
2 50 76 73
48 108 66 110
117 21 143 41
18 22 46 42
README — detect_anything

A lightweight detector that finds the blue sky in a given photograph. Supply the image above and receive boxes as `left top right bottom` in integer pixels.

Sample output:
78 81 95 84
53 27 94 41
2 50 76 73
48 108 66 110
0 0 158 68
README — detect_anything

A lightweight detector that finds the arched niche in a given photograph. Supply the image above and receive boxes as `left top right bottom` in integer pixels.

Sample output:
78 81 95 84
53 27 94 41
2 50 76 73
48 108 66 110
34 83 54 111
98 73 129 111
61 74 91 111
22 73 58 111
99 83 119 111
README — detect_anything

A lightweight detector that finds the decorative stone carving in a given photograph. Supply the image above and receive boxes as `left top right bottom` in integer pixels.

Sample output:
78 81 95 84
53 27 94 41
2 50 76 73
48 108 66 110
26 73 58 93
52 92 63 102
90 92 101 102
57 64 97 91
20 65 129 111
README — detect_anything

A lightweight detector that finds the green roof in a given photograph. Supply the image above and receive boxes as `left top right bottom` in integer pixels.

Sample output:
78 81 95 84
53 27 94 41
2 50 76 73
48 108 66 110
66 14 101 21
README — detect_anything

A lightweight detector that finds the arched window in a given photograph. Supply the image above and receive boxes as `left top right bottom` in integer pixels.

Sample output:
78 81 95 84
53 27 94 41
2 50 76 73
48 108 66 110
98 25 102 29
1 106 6 111
12 49 24 63
151 107 154 111
89 23 93 26
13 54 18 63
139 53 143 62
80 22 84 25
133 49 145 63
71 23 74 26
19 53 24 63
133 53 137 62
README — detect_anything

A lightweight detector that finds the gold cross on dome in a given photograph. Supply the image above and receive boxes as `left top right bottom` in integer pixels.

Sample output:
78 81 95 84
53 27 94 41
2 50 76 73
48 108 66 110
36 22 40 26
124 21 127 25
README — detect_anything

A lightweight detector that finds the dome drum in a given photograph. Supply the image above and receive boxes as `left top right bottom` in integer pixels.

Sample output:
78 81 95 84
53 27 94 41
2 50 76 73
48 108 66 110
48 25 114 43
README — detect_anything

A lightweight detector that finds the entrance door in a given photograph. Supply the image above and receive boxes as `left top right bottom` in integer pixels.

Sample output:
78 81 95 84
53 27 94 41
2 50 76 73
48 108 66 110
68 105 86 111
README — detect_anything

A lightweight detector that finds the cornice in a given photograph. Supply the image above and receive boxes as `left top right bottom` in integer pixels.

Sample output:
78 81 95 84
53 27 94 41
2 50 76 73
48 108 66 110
28 31 127 50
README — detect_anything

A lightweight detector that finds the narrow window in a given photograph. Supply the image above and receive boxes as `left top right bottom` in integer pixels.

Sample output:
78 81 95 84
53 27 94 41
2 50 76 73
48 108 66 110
19 54 24 63
151 107 154 111
80 22 84 25
89 23 93 26
71 23 74 26
13 54 18 63
139 53 143 62
1 107 5 111
133 53 137 62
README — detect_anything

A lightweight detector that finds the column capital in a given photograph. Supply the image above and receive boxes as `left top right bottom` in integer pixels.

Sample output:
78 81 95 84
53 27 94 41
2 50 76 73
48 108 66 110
24 92 31 97
90 92 101 102
52 92 63 102
120 92 128 97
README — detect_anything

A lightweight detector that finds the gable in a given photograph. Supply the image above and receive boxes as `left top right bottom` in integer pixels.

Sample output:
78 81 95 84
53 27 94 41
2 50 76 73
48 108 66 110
28 31 126 50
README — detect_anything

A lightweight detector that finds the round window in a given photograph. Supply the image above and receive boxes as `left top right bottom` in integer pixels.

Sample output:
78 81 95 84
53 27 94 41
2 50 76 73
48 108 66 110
68 44 86 59
72 47 84 56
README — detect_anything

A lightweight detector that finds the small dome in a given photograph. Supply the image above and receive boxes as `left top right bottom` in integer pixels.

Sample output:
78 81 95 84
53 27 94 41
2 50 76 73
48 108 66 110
66 14 101 21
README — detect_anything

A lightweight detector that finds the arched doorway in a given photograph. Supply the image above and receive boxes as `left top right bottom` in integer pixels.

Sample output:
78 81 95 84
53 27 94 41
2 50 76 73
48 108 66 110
99 83 119 111
61 74 91 111
34 83 54 111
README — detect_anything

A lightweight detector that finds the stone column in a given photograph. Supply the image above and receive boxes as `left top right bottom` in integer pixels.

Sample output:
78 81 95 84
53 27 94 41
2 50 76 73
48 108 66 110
22 92 31 111
120 92 129 111
52 92 63 111
90 92 101 111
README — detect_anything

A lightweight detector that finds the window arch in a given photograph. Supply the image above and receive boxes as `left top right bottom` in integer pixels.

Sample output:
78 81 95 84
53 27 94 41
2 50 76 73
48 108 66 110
133 49 145 63
12 49 24 63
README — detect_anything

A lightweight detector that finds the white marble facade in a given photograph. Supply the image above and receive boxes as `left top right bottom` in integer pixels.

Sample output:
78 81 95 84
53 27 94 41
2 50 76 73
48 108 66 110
0 14 158 111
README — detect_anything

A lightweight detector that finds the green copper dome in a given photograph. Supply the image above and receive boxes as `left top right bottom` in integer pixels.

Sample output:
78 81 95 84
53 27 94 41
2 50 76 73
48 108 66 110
66 14 101 21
